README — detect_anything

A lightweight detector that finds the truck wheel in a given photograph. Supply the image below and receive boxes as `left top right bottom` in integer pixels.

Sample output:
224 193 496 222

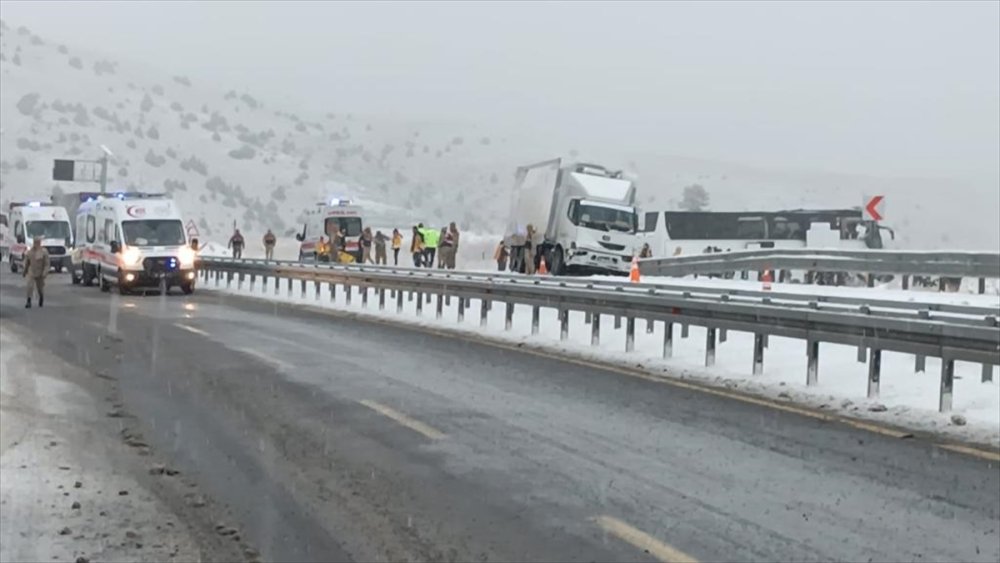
550 246 565 276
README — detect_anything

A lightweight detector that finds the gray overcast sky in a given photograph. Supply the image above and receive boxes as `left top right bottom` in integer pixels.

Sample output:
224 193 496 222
2 1 998 181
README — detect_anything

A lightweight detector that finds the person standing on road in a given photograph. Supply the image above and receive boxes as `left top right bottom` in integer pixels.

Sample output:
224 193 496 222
23 237 50 308
493 240 508 272
360 227 374 264
263 229 277 261
447 222 460 269
410 226 425 267
391 228 403 265
419 225 440 268
228 229 245 260
437 227 451 269
523 224 537 275
374 230 388 265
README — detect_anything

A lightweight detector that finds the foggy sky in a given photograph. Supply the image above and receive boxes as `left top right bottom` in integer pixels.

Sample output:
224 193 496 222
2 1 998 183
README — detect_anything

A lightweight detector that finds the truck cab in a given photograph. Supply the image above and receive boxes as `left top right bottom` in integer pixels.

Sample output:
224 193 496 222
507 159 639 275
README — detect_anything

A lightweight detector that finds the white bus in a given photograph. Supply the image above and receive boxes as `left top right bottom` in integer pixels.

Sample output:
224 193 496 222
640 208 895 258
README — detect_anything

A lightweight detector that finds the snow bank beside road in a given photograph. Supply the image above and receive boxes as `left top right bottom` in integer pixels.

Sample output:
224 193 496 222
0 325 202 563
206 276 1000 448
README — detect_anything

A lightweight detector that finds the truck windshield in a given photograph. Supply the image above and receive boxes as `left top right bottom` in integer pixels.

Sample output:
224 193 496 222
122 220 186 246
574 204 636 233
26 221 71 240
325 217 363 237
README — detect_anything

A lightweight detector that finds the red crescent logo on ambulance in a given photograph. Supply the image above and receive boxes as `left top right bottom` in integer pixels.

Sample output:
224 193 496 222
126 205 146 218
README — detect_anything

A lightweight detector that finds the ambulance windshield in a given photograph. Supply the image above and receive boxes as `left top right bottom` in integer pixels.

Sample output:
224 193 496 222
122 219 186 246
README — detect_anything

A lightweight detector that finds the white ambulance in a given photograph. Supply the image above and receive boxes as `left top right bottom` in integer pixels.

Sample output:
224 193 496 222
76 193 197 294
7 202 74 274
295 198 365 262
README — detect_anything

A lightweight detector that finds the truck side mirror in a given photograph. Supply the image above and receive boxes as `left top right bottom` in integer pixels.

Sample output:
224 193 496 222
109 240 121 254
295 233 304 242
15 234 24 244
190 238 199 250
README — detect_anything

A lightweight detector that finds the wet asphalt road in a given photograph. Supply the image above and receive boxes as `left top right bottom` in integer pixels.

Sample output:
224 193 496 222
1 268 998 563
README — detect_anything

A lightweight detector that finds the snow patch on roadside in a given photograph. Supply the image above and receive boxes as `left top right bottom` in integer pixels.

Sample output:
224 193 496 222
204 277 1000 448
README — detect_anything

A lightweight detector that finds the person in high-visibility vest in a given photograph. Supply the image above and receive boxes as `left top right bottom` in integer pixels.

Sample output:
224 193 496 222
391 228 403 265
418 225 440 268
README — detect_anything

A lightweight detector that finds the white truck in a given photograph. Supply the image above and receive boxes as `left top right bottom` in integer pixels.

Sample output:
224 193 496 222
504 159 639 275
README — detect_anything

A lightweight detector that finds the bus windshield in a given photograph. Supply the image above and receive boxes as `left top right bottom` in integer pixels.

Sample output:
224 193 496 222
122 220 186 246
26 221 71 240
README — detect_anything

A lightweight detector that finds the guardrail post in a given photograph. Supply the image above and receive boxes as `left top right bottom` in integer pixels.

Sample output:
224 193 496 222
457 296 465 322
396 288 404 313
807 340 819 386
614 316 622 330
753 334 764 375
982 364 994 383
626 318 636 352
681 324 689 339
226 272 232 289
939 358 954 412
646 319 654 334
286 278 292 297
426 293 432 305
379 288 386 311
408 291 413 303
248 274 255 292
560 309 569 341
362 286 369 308
866 274 875 288
315 281 321 300
979 277 986 295
345 284 352 305
330 282 336 302
585 312 592 325
719 328 727 343
531 306 540 335
705 327 716 366
480 299 489 327
901 275 909 290
914 355 926 373
415 292 422 315
591 314 601 346
857 345 866 363
505 302 514 330
867 349 881 398
261 275 267 292
238 272 245 290
437 294 445 320
663 322 673 358
300 279 306 298
445 295 451 307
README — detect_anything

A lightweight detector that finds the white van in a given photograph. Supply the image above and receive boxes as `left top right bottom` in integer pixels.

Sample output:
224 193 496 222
295 199 365 262
77 193 197 294
7 202 74 274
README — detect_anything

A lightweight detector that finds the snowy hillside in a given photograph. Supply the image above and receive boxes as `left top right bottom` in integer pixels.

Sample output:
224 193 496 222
1 19 996 251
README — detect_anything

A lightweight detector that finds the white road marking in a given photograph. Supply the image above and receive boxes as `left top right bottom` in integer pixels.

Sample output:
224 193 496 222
594 515 698 563
173 323 210 337
235 347 295 373
358 399 445 441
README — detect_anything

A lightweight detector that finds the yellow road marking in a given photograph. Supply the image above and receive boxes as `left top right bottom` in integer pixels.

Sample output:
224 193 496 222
595 515 698 563
174 323 210 337
359 399 445 441
207 288 1000 460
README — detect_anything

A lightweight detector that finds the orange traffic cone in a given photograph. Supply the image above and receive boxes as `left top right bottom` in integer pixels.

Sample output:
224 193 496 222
630 255 640 283
762 268 773 291
538 255 549 275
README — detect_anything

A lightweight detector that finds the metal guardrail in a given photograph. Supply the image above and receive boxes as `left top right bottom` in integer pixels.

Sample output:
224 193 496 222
638 249 1000 281
196 257 1000 414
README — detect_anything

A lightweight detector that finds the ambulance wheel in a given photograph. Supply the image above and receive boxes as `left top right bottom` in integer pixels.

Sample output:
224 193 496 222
99 271 111 293
9 259 16 274
83 265 95 287
54 264 63 273
181 281 195 295
71 271 81 285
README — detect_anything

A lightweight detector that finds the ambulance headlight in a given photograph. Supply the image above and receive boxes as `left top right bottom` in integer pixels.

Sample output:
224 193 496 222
122 246 143 266
178 245 196 267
